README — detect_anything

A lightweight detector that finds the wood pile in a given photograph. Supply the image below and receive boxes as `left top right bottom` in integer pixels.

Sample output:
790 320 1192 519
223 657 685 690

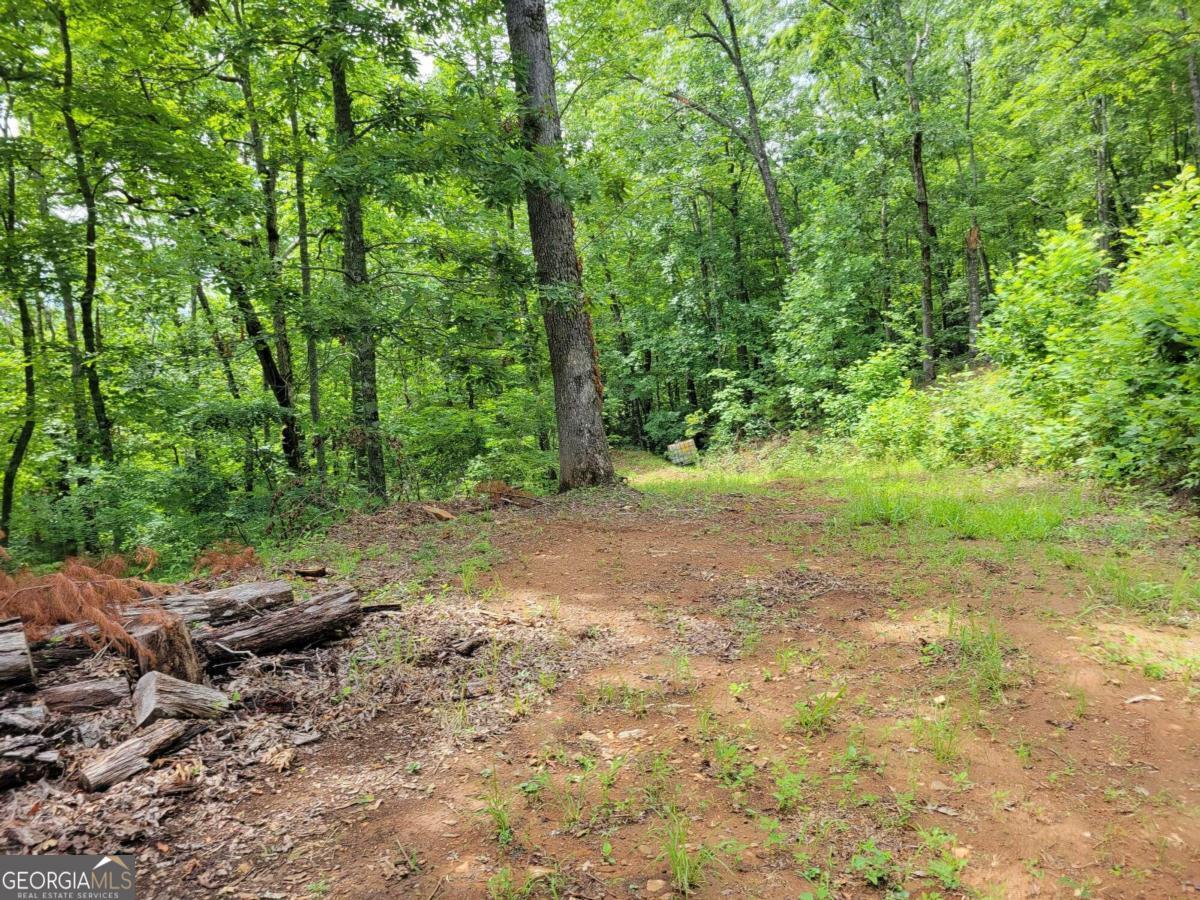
0 581 360 791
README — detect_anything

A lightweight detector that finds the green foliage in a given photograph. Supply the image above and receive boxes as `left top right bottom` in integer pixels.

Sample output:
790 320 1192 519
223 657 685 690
851 171 1200 492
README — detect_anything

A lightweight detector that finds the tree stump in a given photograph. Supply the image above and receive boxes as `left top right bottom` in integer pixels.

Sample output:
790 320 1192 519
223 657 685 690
41 678 129 714
132 672 229 728
128 614 203 683
0 618 35 687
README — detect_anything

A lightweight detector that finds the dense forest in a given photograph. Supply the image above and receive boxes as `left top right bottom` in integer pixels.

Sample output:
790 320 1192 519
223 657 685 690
2 0 1199 571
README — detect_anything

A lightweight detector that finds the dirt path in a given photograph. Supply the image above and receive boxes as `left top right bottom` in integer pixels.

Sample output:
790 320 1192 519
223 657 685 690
142 477 1199 899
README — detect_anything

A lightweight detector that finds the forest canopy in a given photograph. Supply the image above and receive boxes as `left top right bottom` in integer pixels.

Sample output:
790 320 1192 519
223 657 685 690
2 0 1199 572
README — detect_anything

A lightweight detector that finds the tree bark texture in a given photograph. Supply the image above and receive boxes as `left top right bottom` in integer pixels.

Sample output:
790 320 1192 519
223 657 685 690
503 0 614 489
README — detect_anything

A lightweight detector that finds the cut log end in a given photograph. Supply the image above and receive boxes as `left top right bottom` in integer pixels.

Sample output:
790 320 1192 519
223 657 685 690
132 671 229 729
0 618 35 688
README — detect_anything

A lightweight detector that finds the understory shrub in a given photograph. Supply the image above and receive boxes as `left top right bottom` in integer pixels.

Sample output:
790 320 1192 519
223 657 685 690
846 169 1200 491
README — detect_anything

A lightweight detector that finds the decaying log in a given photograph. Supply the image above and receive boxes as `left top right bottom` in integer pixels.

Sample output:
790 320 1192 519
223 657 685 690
144 594 209 626
153 580 294 626
41 678 129 714
0 705 46 733
128 615 203 683
284 564 327 579
0 732 60 789
197 588 360 664
0 618 35 688
132 672 229 728
77 719 197 791
28 624 95 672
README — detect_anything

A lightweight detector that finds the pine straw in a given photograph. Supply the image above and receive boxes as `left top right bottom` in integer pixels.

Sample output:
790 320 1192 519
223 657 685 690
193 541 260 578
0 551 169 652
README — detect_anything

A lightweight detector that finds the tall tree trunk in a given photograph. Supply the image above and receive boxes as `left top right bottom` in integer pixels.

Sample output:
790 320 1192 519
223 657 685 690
713 0 793 265
965 225 982 360
1 127 35 546
603 262 645 447
329 0 386 498
1190 50 1200 168
727 152 753 371
1182 8 1200 168
58 8 114 463
963 53 983 359
507 204 551 453
290 104 325 479
196 284 254 492
1093 95 1116 291
904 50 936 382
233 51 302 473
35 157 89 464
503 0 613 490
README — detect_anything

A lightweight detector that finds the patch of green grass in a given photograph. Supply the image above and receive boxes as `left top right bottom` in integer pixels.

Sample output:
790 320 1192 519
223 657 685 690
849 839 899 889
771 760 813 813
481 776 514 846
951 614 1013 701
710 736 756 788
835 472 1091 543
580 680 655 717
656 807 717 895
911 711 962 765
785 687 844 736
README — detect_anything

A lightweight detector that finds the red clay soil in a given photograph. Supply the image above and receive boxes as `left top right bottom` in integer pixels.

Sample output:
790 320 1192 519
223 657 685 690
140 486 1199 899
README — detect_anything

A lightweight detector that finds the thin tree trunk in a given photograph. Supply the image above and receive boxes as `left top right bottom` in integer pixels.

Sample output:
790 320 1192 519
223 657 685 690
964 53 983 359
603 262 645 447
507 204 551 453
966 225 981 360
904 48 936 382
503 0 613 489
1183 8 1200 168
58 8 114 463
233 52 302 473
1094 95 1115 291
329 0 386 498
195 284 254 492
1 129 35 546
290 104 325 479
718 0 791 263
727 153 753 371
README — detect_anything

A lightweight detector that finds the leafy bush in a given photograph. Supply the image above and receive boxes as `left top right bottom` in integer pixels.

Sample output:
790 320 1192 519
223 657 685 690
822 345 915 431
847 169 1200 491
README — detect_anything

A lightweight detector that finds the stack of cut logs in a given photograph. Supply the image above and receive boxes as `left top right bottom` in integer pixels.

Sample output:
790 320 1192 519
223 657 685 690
0 582 360 791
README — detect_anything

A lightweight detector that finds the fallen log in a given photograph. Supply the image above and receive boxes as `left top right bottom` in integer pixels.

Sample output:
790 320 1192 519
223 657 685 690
284 564 327 579
28 624 95 672
41 678 129 714
197 588 360 664
0 618 35 688
0 731 61 789
127 615 203 683
0 756 58 790
0 705 46 733
29 611 203 682
154 580 294 626
78 719 197 791
132 672 229 728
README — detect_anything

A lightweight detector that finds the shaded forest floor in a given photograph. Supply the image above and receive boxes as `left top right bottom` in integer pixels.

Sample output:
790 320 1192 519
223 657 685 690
140 450 1199 898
